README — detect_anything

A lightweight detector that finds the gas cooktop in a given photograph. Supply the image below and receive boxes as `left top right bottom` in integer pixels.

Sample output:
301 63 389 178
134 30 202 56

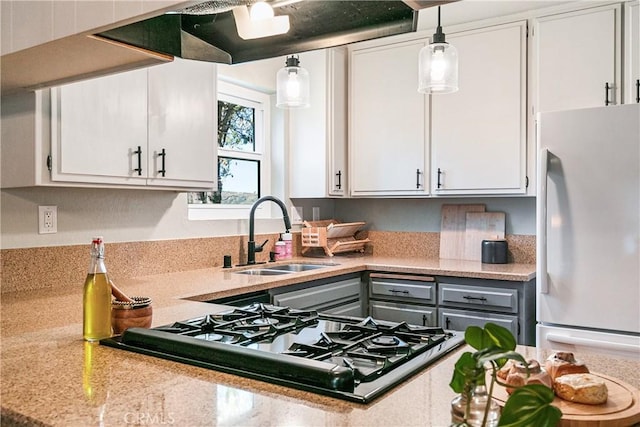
101 303 465 403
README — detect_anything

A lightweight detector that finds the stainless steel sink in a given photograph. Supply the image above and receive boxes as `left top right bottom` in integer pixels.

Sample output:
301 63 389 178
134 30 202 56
234 269 292 276
234 263 338 276
266 263 337 272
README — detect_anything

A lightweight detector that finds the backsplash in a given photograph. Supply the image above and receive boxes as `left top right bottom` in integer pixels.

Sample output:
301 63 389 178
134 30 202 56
0 232 535 293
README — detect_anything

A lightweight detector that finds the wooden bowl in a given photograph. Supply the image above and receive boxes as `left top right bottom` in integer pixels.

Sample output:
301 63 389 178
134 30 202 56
112 298 152 334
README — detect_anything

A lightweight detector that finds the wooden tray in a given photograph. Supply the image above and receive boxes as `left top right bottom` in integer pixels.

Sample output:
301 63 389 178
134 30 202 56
491 372 640 426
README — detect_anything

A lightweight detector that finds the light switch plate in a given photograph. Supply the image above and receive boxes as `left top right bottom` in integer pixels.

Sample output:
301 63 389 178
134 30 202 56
38 206 57 234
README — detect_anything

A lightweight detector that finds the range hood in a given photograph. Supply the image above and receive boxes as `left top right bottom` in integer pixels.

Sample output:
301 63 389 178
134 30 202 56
1 0 451 94
97 0 437 64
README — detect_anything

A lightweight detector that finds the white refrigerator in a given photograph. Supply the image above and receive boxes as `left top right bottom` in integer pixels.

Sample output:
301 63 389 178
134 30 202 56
536 103 640 360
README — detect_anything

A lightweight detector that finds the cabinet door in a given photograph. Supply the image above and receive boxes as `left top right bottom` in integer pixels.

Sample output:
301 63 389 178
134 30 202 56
322 300 362 317
52 69 148 185
625 1 639 104
370 300 437 326
288 48 348 198
440 307 518 338
534 4 621 112
327 47 348 197
350 40 429 196
431 22 527 195
147 58 217 188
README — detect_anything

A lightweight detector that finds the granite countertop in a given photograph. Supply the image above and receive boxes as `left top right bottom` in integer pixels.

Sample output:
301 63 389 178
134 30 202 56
3 256 637 426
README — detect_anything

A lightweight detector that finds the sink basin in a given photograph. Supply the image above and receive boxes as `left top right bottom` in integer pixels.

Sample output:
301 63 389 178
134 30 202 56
235 269 292 276
266 263 337 272
234 263 338 276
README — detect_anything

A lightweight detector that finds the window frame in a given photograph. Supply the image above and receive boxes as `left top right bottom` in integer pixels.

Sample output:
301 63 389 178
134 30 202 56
188 79 272 220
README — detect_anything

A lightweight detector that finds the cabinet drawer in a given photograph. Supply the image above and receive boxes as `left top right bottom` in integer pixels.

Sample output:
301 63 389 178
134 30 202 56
439 283 517 313
440 308 518 338
323 300 362 317
370 300 437 326
370 274 436 303
272 277 360 309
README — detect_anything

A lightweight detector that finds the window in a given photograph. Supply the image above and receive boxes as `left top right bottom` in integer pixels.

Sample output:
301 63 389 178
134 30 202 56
189 80 271 220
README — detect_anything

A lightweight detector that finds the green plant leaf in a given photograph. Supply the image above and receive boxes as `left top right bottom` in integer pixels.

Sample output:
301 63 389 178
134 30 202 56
464 326 487 350
485 323 517 351
450 352 478 393
498 384 562 427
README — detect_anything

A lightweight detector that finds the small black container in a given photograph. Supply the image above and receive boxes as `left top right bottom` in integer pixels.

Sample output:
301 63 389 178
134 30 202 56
481 240 508 264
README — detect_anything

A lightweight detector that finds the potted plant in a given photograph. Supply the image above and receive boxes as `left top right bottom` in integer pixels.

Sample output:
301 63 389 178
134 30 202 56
449 323 563 427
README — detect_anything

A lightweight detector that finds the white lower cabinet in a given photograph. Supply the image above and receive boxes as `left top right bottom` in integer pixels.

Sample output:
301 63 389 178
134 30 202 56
3 58 217 190
431 21 527 195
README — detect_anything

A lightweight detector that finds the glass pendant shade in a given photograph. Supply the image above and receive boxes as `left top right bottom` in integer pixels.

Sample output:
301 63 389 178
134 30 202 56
418 42 458 94
276 56 310 109
418 6 458 94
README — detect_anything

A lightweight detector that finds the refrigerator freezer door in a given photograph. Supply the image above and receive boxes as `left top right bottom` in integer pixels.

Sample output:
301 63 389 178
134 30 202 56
537 324 640 360
537 104 640 334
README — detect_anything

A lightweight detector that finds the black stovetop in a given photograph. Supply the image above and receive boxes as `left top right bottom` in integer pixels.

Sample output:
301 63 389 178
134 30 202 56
101 303 465 403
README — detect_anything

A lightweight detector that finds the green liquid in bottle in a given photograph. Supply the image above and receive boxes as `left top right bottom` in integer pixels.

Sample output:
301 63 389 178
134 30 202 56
83 272 112 341
83 237 113 341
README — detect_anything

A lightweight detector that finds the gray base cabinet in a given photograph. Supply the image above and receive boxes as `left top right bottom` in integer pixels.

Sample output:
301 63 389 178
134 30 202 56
366 272 535 345
370 300 437 326
270 273 363 316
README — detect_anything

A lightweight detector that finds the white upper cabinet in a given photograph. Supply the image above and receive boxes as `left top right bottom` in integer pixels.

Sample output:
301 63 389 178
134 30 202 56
3 59 217 190
288 48 348 198
533 3 622 113
350 39 429 197
147 59 217 188
625 0 640 104
52 69 148 185
431 21 527 195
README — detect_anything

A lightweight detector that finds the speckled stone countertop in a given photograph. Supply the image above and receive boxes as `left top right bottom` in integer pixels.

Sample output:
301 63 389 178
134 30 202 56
2 256 638 426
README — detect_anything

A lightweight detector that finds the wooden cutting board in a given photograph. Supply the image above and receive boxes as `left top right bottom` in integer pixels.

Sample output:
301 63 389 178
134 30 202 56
492 372 640 426
463 212 506 261
439 204 486 259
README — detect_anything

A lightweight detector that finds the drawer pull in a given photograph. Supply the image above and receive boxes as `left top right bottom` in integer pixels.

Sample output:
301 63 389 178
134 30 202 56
463 295 487 302
389 289 410 295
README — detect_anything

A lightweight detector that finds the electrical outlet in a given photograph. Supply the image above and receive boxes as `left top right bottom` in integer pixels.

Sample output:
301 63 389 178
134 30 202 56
38 206 57 234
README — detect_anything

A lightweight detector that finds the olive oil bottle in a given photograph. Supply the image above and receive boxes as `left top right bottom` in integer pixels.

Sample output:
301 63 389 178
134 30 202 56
83 237 112 341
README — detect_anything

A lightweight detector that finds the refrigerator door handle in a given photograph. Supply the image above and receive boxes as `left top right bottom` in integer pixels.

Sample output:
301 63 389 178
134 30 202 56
546 333 639 353
537 147 549 294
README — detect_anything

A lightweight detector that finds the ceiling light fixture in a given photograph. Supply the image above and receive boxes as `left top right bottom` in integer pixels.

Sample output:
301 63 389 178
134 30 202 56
232 2 290 40
276 55 310 109
418 6 458 94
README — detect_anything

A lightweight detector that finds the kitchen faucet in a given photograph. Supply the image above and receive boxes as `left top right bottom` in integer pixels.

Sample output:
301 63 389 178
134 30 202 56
247 195 292 265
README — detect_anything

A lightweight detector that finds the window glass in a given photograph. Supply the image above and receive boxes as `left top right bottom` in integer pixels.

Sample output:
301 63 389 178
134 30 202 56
188 79 271 220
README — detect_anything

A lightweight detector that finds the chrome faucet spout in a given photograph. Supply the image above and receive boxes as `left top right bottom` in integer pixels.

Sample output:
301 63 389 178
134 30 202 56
247 196 292 265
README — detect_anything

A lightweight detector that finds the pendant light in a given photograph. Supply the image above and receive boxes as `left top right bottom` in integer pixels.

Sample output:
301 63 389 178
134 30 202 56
418 6 458 94
276 55 310 109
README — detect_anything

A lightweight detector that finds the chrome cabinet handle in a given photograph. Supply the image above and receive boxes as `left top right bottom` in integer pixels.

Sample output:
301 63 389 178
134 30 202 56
158 148 166 177
133 146 142 176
